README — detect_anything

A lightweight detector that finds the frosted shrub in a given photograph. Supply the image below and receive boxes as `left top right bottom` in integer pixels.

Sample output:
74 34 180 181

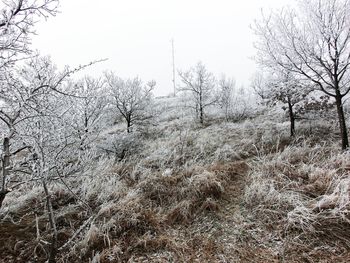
97 132 144 160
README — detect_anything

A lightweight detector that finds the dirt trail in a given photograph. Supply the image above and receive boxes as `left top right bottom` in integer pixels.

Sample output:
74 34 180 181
210 160 281 263
214 160 350 263
128 161 254 263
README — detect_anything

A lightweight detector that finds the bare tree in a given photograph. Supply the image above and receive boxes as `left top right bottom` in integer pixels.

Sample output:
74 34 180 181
67 76 108 149
0 56 96 208
0 0 58 68
254 0 350 149
0 0 59 203
0 0 60 204
25 96 93 262
0 56 100 262
105 72 154 133
253 70 311 137
0 56 61 206
251 72 268 103
178 62 217 124
217 75 236 121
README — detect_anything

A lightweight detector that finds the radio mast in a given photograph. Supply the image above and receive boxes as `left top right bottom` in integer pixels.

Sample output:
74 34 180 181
171 38 176 97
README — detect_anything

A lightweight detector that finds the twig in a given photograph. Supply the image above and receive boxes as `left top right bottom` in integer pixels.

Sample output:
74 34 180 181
55 167 93 214
58 215 95 251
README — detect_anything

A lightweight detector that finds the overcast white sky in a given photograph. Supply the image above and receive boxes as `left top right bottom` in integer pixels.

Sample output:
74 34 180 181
32 0 292 96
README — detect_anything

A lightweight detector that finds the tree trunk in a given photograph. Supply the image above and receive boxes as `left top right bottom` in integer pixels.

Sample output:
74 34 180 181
0 189 10 208
199 106 204 125
43 180 58 263
287 98 295 137
0 137 10 208
199 90 204 124
126 118 131 133
79 115 89 150
335 92 349 150
1 137 10 191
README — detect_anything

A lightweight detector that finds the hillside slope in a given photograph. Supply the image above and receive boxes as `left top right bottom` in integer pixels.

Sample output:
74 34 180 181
1 96 350 262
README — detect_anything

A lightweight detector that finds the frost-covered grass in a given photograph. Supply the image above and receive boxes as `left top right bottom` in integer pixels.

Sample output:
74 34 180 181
243 130 350 260
1 95 350 262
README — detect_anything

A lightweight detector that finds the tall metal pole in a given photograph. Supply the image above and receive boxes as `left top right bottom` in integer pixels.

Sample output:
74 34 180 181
171 38 176 97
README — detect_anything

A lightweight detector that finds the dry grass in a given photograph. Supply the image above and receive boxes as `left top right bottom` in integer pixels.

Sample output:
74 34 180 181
243 131 350 260
1 100 349 262
52 158 247 262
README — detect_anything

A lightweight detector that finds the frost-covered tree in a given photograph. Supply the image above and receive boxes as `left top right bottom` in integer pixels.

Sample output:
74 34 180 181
0 0 59 206
0 56 61 206
23 95 71 262
0 56 98 262
217 75 236 121
252 70 310 137
0 56 93 208
254 0 350 149
0 0 58 68
178 62 217 124
67 77 108 149
105 72 154 133
253 70 334 137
